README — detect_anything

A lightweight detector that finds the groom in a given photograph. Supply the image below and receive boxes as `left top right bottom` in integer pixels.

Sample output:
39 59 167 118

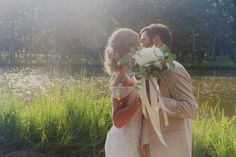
139 23 199 157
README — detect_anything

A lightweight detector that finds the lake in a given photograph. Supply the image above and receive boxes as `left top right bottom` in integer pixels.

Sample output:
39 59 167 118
0 66 235 116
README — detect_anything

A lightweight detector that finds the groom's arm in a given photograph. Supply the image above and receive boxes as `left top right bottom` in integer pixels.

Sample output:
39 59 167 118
160 64 199 119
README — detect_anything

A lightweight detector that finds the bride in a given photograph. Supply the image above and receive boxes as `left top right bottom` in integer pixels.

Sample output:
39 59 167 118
104 28 143 157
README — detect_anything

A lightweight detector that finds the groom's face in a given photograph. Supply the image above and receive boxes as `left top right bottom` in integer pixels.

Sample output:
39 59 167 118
140 32 152 48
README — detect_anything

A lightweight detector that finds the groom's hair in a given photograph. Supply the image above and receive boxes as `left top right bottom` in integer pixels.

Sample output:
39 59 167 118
140 23 172 46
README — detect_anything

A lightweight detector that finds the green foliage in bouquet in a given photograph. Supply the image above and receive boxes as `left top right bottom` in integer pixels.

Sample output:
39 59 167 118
131 44 176 80
161 44 176 64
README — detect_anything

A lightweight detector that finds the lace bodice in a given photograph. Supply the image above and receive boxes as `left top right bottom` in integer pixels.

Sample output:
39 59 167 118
105 74 143 157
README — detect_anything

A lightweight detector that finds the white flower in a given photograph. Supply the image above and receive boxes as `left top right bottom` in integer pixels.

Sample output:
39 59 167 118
132 47 164 66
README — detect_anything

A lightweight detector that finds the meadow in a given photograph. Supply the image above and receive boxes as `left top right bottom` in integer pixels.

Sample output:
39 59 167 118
0 69 235 157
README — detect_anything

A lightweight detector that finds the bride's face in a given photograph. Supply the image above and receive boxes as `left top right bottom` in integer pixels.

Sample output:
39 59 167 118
140 32 152 48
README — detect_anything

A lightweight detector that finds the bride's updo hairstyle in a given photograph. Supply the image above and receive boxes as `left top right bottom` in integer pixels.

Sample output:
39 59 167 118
104 28 139 75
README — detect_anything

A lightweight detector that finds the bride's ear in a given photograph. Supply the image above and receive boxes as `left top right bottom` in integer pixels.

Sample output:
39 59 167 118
152 35 162 48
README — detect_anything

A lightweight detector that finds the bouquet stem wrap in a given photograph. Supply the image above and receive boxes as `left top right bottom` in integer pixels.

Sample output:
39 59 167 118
139 77 169 147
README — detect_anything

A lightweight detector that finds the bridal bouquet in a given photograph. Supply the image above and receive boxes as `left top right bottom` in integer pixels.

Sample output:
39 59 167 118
116 44 175 80
131 44 175 80
116 44 176 147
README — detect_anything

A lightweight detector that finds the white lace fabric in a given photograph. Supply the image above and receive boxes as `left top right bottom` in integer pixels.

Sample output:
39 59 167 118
109 73 138 99
105 74 142 157
105 103 142 157
110 85 136 99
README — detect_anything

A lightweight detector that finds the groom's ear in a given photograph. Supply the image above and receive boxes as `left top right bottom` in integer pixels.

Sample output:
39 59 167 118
152 35 162 47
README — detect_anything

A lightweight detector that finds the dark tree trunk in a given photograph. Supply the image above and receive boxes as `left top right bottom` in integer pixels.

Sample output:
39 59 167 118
29 48 32 65
191 28 196 63
211 34 217 61
24 49 28 64
8 49 14 65
174 47 178 60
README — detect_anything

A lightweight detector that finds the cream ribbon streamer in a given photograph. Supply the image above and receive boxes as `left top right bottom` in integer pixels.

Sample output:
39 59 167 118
139 76 169 147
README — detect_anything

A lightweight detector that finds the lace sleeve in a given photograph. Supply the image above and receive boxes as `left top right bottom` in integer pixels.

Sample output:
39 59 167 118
110 85 135 99
109 73 139 99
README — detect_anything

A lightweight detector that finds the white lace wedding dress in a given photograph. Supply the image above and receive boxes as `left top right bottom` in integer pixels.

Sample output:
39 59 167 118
105 85 143 157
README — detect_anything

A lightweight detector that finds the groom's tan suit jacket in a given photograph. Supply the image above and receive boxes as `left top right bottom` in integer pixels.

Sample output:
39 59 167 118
141 61 199 157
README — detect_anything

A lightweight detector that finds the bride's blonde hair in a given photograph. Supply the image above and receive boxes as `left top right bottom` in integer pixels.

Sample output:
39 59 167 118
104 28 139 75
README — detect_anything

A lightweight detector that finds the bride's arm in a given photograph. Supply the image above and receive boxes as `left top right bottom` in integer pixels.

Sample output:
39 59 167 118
112 95 141 128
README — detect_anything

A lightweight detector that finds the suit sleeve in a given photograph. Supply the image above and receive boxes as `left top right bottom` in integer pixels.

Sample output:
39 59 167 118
160 66 199 119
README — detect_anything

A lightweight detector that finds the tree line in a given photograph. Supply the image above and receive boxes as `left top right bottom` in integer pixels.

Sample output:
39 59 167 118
0 0 235 65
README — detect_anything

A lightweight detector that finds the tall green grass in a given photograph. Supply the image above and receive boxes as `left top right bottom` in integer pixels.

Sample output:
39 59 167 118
192 84 236 157
0 78 112 156
192 102 236 157
0 74 235 157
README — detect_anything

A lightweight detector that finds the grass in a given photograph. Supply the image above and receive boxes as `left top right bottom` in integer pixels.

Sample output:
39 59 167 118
0 70 235 157
0 74 112 156
193 103 236 157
